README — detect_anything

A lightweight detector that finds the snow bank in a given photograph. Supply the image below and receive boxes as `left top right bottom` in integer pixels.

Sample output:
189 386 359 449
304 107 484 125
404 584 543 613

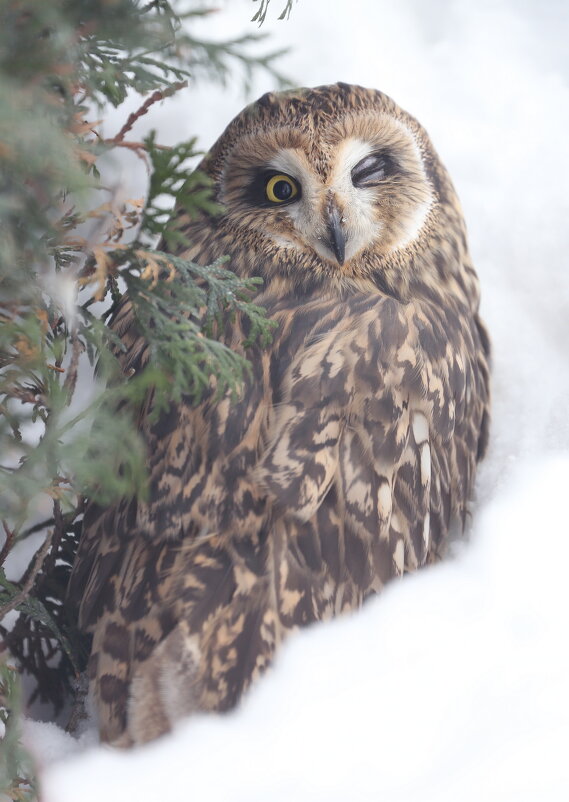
22 0 569 799
33 457 569 801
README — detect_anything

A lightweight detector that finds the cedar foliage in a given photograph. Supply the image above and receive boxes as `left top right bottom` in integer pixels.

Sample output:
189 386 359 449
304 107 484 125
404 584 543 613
0 0 291 795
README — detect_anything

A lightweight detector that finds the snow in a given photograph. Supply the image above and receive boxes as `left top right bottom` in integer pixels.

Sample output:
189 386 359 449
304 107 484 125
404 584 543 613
21 0 569 798
31 459 569 801
21 720 94 767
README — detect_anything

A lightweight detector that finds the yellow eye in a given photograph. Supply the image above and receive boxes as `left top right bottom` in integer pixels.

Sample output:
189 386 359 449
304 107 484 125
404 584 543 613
265 174 299 203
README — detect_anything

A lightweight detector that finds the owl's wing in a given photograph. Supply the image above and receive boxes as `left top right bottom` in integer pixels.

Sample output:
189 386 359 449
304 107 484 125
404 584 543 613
69 289 490 745
255 291 489 616
68 292 277 743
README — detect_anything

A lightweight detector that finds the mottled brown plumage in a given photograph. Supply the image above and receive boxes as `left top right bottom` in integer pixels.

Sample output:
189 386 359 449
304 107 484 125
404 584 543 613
69 83 491 746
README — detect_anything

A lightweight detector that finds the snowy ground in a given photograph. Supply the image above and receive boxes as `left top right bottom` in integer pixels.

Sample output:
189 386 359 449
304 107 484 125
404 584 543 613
22 0 569 799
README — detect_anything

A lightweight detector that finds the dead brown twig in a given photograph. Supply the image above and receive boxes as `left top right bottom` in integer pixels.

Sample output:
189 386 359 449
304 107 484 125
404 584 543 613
62 329 84 402
111 80 188 144
0 529 54 620
0 521 15 568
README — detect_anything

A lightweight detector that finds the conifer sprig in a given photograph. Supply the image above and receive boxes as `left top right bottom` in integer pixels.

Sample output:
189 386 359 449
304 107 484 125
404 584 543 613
0 1 290 785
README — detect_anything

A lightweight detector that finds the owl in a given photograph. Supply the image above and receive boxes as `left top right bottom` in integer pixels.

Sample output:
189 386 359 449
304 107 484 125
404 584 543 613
69 83 491 746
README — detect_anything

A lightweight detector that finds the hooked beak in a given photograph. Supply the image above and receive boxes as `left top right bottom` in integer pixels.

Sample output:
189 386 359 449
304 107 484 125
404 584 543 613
325 203 346 266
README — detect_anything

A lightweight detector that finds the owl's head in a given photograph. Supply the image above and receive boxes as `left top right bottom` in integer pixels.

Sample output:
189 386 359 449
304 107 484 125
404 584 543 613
192 84 459 297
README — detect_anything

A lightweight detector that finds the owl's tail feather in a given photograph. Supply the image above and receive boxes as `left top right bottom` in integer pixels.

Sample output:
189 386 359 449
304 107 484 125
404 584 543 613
91 530 284 746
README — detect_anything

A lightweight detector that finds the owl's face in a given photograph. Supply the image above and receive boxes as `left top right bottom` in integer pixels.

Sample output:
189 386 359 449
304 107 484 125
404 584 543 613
209 86 437 292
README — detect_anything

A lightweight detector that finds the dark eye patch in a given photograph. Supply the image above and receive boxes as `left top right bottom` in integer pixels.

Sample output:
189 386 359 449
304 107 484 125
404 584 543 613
245 169 302 207
351 150 397 187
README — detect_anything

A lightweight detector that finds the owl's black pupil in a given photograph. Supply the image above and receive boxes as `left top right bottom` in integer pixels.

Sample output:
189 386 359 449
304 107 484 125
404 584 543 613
273 180 292 200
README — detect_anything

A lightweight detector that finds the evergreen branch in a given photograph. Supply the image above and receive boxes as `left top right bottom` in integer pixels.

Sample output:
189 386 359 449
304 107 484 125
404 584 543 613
0 0 288 720
0 662 37 801
252 0 296 25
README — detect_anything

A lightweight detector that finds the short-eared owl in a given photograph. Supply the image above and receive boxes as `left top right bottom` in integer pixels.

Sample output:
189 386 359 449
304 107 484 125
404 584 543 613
69 83 491 745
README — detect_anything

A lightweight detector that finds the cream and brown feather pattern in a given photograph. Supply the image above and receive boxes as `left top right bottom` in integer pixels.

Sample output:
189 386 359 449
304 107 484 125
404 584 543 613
69 83 491 746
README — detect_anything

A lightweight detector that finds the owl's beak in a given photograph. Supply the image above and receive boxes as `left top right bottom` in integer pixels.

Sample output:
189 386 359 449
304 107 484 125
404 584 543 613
325 203 346 266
